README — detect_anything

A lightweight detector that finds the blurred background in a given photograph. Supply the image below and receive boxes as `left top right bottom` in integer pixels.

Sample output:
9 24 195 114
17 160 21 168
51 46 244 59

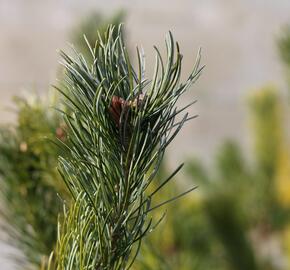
0 0 290 269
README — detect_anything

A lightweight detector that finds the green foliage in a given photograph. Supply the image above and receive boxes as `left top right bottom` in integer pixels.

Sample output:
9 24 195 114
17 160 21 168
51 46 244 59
177 86 289 269
248 87 282 177
0 95 65 268
48 25 202 269
135 197 221 270
205 193 257 270
187 141 259 270
278 25 290 94
137 85 290 270
137 131 287 270
278 25 290 69
248 87 290 230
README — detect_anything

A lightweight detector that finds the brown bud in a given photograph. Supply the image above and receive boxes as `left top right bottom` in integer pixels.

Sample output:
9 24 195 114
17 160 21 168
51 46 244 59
108 94 145 127
109 96 130 127
56 125 67 141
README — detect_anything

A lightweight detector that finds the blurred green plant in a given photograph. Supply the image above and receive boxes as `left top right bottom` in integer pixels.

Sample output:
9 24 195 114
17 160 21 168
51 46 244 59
278 25 290 91
0 95 65 268
248 87 282 177
278 25 290 70
248 87 290 230
135 85 290 270
135 141 258 270
188 141 259 270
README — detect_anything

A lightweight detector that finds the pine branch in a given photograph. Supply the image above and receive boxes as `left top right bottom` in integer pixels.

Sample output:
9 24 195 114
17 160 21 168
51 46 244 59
49 25 203 270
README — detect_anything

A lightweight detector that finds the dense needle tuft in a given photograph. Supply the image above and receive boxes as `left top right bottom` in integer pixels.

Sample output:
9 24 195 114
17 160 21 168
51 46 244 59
49 25 203 270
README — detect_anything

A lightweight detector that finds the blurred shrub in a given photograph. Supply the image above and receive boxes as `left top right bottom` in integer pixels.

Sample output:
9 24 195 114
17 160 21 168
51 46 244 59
278 25 290 92
135 85 290 270
248 87 282 177
278 26 290 70
0 95 65 268
187 141 259 270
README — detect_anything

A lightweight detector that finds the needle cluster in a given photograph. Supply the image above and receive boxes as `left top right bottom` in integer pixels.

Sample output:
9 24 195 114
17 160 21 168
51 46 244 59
50 25 203 270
